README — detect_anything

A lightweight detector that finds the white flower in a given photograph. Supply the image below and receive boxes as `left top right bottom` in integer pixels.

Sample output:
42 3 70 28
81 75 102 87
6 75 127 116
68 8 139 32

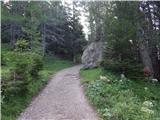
141 107 154 114
143 101 154 108
144 87 148 91
114 16 118 19
119 80 123 82
120 74 127 80
103 108 112 117
107 79 111 82
129 39 133 44
100 75 107 80
151 79 158 83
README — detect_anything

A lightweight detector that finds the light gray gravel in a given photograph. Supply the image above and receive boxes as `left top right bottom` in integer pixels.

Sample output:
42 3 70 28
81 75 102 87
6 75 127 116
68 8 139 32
17 65 98 120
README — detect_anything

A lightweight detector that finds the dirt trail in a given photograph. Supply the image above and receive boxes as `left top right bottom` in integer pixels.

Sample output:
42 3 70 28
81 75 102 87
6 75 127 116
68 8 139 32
17 65 98 120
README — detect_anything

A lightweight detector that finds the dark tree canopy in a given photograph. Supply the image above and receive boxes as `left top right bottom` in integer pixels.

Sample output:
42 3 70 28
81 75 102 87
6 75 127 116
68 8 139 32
1 1 86 60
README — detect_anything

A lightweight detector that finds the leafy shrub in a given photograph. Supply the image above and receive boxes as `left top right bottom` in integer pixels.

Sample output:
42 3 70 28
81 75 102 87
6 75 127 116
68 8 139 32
15 39 29 52
2 52 32 97
1 51 43 98
86 79 158 120
30 53 43 77
102 59 143 80
1 76 27 97
1 44 12 65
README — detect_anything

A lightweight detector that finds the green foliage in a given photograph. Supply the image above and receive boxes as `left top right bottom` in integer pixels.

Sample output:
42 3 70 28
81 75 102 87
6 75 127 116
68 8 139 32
30 54 43 77
1 76 27 98
2 54 72 120
1 51 43 98
102 60 144 80
1 1 86 58
103 2 143 79
1 44 13 65
1 53 6 66
80 68 102 83
81 68 160 120
1 1 85 119
15 39 29 52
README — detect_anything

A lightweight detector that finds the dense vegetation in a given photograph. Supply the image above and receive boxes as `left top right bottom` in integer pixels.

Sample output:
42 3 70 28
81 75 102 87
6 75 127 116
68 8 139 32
1 44 73 120
1 1 86 60
1 1 84 120
80 1 160 120
1 1 160 120
84 1 160 80
80 68 160 120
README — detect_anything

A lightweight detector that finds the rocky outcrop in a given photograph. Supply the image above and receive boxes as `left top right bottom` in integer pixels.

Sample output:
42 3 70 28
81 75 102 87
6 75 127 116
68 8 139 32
81 41 102 69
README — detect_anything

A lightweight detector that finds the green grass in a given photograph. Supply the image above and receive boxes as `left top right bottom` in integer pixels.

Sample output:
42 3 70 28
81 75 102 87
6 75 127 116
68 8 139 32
80 68 102 83
2 55 73 120
80 68 160 120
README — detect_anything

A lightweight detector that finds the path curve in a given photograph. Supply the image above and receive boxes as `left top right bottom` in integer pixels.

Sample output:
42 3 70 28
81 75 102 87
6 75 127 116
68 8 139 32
18 65 98 120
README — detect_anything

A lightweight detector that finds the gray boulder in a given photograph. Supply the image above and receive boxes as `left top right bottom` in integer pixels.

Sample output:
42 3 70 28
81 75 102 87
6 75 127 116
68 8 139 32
81 41 102 69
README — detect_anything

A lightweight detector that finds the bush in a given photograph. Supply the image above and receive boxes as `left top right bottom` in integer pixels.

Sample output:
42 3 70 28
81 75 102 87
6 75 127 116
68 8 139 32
15 39 29 52
2 52 32 97
10 52 43 79
86 79 157 120
81 68 160 120
1 51 43 98
1 44 12 65
1 76 27 97
102 59 143 80
30 53 43 77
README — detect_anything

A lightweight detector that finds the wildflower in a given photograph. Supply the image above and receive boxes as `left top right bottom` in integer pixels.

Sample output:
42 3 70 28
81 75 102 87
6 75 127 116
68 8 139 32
107 79 111 82
141 107 154 114
103 108 112 117
100 75 107 80
151 78 158 83
143 101 154 108
129 39 133 44
144 87 148 91
119 79 123 82
120 74 127 81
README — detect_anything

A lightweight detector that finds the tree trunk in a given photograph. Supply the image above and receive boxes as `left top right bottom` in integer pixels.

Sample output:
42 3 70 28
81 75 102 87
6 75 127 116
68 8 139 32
42 23 46 56
145 2 160 80
10 22 16 48
30 10 33 50
151 47 160 80
89 7 96 41
137 25 154 80
139 41 154 79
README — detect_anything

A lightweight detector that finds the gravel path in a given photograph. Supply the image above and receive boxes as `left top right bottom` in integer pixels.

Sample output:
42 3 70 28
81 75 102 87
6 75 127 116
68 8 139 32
17 65 98 120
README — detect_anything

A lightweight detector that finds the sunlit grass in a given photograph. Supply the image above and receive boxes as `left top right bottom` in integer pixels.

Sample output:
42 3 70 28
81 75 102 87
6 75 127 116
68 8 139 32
80 68 102 84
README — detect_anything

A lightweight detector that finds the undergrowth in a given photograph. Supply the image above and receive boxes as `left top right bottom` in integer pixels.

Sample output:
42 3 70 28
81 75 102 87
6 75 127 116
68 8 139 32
80 68 160 120
2 53 73 120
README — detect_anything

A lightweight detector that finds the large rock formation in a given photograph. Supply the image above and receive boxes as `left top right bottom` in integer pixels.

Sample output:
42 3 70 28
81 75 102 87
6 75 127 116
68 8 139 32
81 41 102 69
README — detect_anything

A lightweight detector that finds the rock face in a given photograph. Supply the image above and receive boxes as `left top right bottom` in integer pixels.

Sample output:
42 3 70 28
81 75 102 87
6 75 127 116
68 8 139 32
81 41 102 69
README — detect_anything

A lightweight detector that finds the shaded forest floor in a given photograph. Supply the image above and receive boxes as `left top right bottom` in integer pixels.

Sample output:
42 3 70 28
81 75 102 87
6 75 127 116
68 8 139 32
80 68 160 120
2 44 73 120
